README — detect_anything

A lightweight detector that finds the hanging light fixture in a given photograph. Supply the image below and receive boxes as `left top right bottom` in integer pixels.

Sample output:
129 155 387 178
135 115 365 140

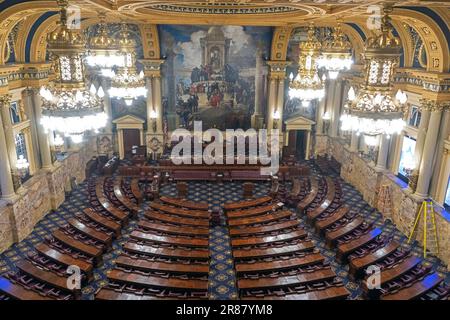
85 12 124 71
289 24 325 107
340 6 407 137
317 23 353 79
108 23 147 106
39 0 107 142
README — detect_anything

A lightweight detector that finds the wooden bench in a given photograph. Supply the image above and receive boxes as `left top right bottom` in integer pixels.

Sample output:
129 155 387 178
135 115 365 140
241 286 350 300
289 179 302 198
95 180 129 225
325 217 364 248
235 252 324 275
16 260 81 299
68 218 113 247
231 230 307 247
315 206 349 235
83 208 121 238
35 243 94 282
160 196 208 210
238 268 336 291
380 273 443 300
95 288 204 300
349 241 400 279
336 228 382 263
107 269 208 292
144 211 210 227
149 202 210 219
227 203 283 219
233 241 315 259
114 178 140 214
224 196 272 211
138 220 209 237
362 256 422 298
0 277 54 300
297 177 319 214
130 231 209 248
131 178 143 204
123 242 209 260
115 255 209 275
228 210 292 227
306 177 336 223
230 220 299 237
52 230 103 267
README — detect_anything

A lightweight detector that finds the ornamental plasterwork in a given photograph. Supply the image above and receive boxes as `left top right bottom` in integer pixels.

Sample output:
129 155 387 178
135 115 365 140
419 99 450 112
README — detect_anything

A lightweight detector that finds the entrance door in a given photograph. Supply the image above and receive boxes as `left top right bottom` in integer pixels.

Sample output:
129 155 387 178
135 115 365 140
123 129 141 157
296 131 306 160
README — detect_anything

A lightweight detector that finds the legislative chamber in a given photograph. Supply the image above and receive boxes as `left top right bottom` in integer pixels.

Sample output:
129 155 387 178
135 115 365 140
0 0 449 302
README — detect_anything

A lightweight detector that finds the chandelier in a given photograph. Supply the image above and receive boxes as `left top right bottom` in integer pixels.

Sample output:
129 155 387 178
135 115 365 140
289 24 325 107
108 24 147 106
40 0 106 142
340 6 407 138
85 12 124 72
317 23 353 79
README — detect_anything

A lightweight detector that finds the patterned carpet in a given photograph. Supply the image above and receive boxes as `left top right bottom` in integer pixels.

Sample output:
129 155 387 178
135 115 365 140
0 162 449 300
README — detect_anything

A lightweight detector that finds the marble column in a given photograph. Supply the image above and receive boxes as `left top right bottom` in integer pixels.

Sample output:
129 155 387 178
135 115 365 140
152 76 164 134
325 80 336 137
145 78 154 129
32 91 53 170
0 108 16 200
316 98 326 134
0 95 18 172
350 131 359 152
415 105 443 198
305 130 312 160
375 134 390 170
266 77 277 130
251 48 264 129
413 109 431 168
330 80 342 137
102 79 113 134
23 89 41 169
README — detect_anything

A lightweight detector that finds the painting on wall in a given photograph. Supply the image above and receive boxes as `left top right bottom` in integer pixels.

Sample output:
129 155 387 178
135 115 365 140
159 25 272 131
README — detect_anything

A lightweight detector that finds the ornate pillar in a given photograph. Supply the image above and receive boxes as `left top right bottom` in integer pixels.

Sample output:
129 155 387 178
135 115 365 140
350 131 359 152
266 61 289 131
0 106 16 201
375 134 390 170
23 89 41 170
413 108 431 168
328 80 340 137
316 98 326 134
415 101 448 198
305 130 312 160
97 78 114 157
251 47 265 129
0 95 18 173
32 90 53 170
140 59 165 157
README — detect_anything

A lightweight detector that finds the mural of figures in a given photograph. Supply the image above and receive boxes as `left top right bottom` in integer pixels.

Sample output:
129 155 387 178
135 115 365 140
159 25 272 131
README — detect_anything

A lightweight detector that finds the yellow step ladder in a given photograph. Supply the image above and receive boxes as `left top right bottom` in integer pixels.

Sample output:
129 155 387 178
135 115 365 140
407 200 440 258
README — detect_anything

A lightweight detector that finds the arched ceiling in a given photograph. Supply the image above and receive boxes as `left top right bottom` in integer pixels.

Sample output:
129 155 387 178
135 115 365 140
0 0 448 71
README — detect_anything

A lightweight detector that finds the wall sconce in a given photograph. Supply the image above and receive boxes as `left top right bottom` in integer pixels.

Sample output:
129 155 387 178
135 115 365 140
322 111 331 134
150 109 158 133
273 109 280 129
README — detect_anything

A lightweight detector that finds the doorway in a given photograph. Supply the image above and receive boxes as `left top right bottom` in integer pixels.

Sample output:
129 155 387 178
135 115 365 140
123 129 141 158
286 130 306 160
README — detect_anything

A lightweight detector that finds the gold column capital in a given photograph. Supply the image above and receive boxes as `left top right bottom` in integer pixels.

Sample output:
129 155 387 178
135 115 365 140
0 94 11 108
419 99 450 112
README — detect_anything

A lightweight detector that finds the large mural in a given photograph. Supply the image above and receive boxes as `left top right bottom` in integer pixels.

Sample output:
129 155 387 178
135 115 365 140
159 25 272 131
